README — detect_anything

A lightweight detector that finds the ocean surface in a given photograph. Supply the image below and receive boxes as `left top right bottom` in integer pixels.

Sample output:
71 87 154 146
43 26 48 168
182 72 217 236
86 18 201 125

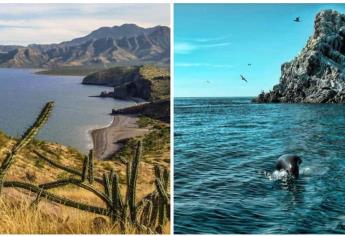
174 97 345 234
0 68 135 153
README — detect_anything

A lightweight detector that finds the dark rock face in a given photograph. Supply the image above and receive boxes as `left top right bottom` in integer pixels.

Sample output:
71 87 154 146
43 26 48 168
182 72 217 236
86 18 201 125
83 65 170 102
112 98 170 123
113 79 152 100
254 10 345 103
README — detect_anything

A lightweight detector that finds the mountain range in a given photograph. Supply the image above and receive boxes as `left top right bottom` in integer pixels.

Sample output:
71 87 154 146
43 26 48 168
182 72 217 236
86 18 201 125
0 24 170 68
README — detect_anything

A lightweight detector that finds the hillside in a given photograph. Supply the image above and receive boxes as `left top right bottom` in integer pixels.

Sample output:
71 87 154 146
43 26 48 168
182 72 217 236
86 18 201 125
0 24 170 68
83 65 170 101
0 101 170 234
254 10 345 103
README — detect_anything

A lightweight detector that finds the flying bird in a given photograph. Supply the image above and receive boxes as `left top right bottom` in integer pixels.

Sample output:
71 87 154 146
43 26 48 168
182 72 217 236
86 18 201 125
248 63 252 66
205 80 210 83
294 17 301 22
240 75 248 83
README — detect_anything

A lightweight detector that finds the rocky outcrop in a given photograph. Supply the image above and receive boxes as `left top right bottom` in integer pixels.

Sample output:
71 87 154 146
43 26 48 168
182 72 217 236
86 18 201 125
113 79 152 100
254 10 345 103
83 65 170 102
112 98 170 122
0 24 170 68
82 66 141 86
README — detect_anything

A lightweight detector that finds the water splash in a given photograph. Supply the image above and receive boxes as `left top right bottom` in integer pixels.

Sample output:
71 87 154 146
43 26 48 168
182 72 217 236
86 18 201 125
264 170 289 181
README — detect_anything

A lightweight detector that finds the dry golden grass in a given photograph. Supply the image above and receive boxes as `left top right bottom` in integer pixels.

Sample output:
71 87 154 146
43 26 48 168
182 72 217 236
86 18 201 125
0 189 169 234
139 65 170 81
0 132 170 234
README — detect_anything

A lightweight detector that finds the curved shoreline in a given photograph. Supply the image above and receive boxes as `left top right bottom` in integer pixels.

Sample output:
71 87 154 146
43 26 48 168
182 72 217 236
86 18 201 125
91 114 149 160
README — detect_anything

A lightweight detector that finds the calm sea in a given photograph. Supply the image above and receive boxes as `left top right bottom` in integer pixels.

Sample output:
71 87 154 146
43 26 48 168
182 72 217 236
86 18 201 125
174 97 345 234
0 68 135 153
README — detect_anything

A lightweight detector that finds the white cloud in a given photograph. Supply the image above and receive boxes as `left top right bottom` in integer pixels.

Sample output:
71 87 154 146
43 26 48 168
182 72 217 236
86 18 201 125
175 37 230 54
0 4 170 45
175 63 233 68
174 42 197 54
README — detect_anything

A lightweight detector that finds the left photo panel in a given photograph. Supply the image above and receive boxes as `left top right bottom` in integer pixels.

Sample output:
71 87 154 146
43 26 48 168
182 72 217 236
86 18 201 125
0 3 170 234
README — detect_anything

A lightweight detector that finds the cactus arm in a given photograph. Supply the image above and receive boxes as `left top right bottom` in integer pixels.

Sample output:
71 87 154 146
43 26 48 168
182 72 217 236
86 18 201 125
3 181 110 216
33 150 103 184
13 101 54 153
38 178 111 206
155 178 169 204
0 102 54 192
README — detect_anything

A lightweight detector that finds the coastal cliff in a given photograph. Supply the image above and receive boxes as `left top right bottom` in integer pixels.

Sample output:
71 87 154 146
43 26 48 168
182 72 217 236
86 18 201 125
112 98 170 122
254 10 345 103
83 65 170 101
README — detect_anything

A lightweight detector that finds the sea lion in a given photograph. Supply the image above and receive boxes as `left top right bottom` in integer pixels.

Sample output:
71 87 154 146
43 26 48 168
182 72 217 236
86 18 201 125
276 154 302 178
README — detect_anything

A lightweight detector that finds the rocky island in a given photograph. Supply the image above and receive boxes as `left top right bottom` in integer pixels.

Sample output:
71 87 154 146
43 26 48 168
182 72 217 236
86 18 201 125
254 10 345 103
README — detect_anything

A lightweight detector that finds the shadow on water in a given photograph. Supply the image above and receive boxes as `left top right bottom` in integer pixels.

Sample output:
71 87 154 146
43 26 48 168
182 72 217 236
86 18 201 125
272 177 306 211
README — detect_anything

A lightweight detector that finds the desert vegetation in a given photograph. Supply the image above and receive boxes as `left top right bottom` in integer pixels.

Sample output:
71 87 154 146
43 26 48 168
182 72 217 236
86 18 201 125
0 102 170 234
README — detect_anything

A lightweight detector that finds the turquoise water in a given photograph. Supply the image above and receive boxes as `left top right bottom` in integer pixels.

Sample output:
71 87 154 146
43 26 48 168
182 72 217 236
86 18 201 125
0 68 135 153
174 97 345 234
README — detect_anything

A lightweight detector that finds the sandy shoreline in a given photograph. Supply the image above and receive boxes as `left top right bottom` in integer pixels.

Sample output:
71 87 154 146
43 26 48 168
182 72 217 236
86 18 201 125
91 114 149 160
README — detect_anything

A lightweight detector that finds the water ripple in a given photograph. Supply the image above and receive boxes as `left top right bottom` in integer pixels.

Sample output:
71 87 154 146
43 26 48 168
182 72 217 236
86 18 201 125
174 97 345 234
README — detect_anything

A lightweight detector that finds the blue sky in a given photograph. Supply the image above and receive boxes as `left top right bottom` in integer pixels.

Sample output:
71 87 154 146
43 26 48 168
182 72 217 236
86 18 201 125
0 4 169 45
174 4 345 97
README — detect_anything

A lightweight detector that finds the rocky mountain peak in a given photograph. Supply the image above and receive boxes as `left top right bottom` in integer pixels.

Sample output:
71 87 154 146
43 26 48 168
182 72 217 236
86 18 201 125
0 24 170 68
254 9 345 103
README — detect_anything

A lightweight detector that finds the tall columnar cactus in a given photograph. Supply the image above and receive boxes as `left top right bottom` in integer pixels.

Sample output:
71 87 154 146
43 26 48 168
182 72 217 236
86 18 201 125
88 149 94 184
0 102 54 192
111 172 123 222
103 173 111 199
163 168 169 191
128 141 142 223
112 172 123 209
81 155 89 182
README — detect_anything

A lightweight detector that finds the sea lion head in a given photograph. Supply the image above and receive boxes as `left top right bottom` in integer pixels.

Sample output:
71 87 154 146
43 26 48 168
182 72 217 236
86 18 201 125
289 156 302 178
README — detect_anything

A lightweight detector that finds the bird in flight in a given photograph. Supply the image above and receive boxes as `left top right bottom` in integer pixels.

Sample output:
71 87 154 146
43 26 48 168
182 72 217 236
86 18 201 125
205 80 210 83
248 63 252 66
294 17 301 22
240 75 248 82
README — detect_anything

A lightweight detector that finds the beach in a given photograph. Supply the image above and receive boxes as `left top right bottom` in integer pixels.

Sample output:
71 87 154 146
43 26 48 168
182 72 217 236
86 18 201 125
91 114 149 160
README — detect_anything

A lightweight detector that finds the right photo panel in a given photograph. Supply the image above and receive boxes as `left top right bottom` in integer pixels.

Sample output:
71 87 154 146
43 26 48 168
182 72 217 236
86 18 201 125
174 3 345 234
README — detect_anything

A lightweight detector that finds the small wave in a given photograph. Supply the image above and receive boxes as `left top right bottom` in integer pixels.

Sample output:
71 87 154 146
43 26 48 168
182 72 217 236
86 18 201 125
300 167 312 175
264 167 313 181
264 170 289 181
174 132 184 137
